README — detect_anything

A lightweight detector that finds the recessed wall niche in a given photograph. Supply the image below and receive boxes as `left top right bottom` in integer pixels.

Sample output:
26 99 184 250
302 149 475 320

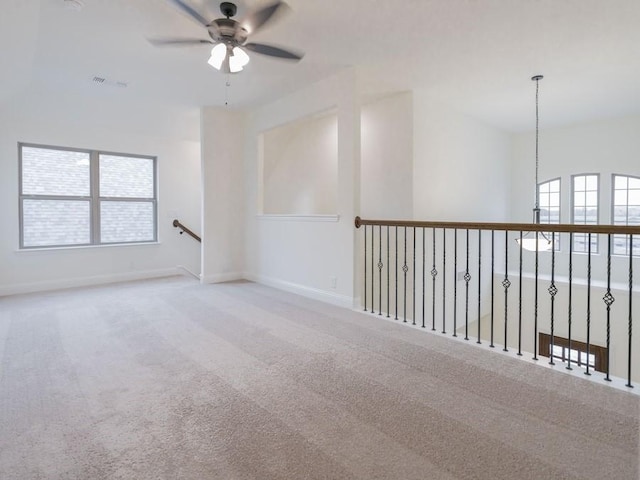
259 109 338 215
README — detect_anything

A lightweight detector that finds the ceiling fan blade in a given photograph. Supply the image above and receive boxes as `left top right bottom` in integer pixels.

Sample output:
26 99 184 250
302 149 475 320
242 1 289 34
149 38 214 47
167 0 210 27
244 42 303 61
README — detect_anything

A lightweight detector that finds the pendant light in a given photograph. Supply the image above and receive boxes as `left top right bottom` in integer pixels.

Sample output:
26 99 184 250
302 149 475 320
518 75 552 252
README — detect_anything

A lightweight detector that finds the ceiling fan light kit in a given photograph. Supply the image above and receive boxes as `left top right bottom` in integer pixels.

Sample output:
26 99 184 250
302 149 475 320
155 0 304 74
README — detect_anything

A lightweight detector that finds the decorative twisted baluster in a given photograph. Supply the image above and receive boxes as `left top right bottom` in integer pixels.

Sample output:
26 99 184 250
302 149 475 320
548 232 557 365
603 234 614 381
432 227 437 331
378 225 383 316
502 232 510 352
464 229 471 341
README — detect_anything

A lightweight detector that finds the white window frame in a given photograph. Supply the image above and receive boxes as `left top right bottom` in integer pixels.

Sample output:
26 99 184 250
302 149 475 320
571 173 599 254
19 142 157 249
612 173 640 257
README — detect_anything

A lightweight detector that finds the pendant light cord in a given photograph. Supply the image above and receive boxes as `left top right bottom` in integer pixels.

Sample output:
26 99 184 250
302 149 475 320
532 75 543 224
535 77 540 212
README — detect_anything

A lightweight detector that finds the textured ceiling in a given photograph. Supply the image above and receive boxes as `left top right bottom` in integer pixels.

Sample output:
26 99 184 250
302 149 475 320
2 0 640 131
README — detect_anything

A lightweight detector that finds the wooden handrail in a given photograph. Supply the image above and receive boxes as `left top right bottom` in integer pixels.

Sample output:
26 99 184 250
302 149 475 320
173 219 201 243
354 216 640 235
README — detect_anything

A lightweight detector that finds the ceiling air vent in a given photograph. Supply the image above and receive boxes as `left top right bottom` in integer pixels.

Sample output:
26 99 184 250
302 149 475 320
64 0 84 11
90 76 128 88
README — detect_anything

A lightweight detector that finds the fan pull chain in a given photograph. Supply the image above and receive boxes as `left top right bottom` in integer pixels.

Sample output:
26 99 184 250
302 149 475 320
225 75 231 106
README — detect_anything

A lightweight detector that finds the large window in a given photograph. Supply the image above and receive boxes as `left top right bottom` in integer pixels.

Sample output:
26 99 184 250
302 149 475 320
19 144 157 248
612 174 640 256
538 178 561 250
572 174 599 253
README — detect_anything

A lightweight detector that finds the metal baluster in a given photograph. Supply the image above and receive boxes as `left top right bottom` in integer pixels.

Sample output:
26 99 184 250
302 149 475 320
432 227 437 331
585 233 592 375
422 228 426 328
395 227 398 320
489 231 495 347
518 230 523 356
442 229 447 334
503 231 510 352
378 226 383 316
567 232 573 371
533 230 539 361
453 229 458 337
364 225 367 312
412 227 416 325
603 234 614 381
464 229 470 341
627 234 634 388
371 221 375 314
549 232 557 365
403 227 408 323
477 230 482 344
387 226 390 318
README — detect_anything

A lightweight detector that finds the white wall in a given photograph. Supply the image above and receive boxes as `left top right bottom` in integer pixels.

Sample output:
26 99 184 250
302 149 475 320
244 70 360 307
361 92 414 220
413 89 511 222
0 91 202 295
262 111 338 215
200 107 245 283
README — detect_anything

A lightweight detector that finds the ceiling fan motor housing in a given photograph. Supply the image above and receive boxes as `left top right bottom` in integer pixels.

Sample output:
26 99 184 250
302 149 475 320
220 2 237 18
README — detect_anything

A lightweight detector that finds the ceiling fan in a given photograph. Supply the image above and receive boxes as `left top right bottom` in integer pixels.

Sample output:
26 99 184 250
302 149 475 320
152 0 304 74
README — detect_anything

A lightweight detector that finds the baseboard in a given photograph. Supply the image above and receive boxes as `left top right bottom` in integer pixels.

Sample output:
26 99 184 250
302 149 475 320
200 272 244 284
0 267 181 297
244 272 354 308
176 265 201 280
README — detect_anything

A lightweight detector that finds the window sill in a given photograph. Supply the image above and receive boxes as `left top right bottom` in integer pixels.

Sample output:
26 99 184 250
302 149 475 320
16 242 161 253
256 214 340 222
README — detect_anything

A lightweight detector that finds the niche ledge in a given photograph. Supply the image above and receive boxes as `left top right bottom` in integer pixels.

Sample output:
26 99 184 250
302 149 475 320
257 214 340 222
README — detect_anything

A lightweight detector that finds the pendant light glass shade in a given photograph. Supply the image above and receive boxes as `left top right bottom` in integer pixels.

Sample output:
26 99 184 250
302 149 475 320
208 44 250 73
518 233 552 252
229 47 250 73
208 43 227 70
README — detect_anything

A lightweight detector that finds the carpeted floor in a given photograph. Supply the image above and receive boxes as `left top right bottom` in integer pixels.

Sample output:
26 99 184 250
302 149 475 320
0 276 638 480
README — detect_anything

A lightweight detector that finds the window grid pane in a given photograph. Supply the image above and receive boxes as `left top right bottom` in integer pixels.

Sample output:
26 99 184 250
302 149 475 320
613 174 640 256
100 154 155 199
572 174 599 253
100 201 155 243
22 147 90 196
538 178 561 250
22 199 91 247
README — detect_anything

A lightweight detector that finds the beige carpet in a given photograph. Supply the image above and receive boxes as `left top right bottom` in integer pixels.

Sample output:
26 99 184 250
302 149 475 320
0 276 638 480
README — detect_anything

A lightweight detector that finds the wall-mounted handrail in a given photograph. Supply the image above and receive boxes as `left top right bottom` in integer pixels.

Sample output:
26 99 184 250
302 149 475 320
173 219 201 243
